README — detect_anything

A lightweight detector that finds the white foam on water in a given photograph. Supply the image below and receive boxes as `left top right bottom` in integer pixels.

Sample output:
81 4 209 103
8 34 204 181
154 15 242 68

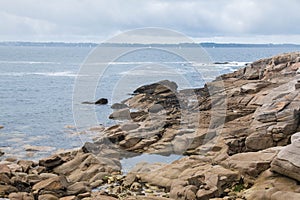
0 71 78 77
0 60 61 65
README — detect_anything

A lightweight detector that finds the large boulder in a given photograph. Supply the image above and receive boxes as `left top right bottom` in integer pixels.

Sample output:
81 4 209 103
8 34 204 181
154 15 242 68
270 132 300 182
32 176 69 197
133 80 178 95
221 147 282 179
243 169 300 200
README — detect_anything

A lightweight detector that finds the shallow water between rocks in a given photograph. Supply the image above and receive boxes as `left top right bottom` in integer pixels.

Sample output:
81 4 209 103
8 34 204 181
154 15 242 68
120 154 182 174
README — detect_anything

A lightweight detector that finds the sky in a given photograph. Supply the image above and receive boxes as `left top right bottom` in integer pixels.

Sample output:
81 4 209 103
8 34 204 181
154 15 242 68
1 0 300 44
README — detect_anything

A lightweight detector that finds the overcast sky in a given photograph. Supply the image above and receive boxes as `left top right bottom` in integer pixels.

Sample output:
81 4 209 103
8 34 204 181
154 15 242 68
1 0 300 43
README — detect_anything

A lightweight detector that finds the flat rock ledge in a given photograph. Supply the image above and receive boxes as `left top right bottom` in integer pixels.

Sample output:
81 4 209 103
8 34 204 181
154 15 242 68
271 132 300 182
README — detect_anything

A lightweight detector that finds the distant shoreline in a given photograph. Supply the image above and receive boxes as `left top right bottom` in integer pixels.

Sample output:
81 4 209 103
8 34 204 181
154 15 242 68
1 41 300 48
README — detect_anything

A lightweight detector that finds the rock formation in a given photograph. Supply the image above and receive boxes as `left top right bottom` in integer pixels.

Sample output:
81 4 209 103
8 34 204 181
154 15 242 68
271 132 300 182
1 52 300 199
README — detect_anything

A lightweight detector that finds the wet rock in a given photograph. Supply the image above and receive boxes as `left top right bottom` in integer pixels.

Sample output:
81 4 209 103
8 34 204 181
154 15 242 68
109 108 131 120
95 98 108 105
88 126 105 132
39 154 64 169
130 111 148 122
6 157 18 162
120 123 140 132
133 80 178 95
24 145 54 152
111 103 128 109
0 125 3 129
271 132 300 182
148 104 164 113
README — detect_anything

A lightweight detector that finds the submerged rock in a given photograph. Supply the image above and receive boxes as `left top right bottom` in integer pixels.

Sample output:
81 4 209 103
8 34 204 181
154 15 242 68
0 150 4 157
82 98 108 105
111 103 128 109
95 98 108 105
24 145 54 152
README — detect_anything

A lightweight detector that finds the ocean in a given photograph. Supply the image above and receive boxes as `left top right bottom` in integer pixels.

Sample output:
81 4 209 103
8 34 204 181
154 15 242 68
0 45 300 161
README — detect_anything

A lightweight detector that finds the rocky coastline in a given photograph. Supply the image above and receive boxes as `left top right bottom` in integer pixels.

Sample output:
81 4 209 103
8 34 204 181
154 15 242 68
1 52 300 199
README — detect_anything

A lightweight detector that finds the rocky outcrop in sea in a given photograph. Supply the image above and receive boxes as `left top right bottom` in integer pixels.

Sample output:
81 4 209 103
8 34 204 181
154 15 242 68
1 52 300 200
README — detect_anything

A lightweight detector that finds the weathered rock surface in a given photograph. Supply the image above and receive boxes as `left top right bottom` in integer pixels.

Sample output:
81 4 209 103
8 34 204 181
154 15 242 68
0 149 120 199
1 52 300 199
243 169 300 200
221 147 282 180
271 132 300 181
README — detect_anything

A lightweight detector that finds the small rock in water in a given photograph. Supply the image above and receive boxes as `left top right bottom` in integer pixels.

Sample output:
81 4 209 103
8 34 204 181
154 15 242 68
95 98 108 105
24 145 54 152
64 125 76 129
81 101 94 104
83 98 108 105
0 149 4 157
0 125 4 129
88 126 105 132
111 103 128 109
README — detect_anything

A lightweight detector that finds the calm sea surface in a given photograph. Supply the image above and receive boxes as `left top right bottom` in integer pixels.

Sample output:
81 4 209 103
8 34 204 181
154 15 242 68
0 45 300 160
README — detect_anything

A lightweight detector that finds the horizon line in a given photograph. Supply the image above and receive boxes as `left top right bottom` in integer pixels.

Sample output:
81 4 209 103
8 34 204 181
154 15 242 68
1 41 300 46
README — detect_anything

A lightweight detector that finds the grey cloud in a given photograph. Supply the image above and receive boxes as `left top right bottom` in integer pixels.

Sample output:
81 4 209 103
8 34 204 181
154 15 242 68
0 0 300 42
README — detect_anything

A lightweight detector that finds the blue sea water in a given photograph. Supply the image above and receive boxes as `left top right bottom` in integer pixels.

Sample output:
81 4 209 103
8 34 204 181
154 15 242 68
0 45 300 160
